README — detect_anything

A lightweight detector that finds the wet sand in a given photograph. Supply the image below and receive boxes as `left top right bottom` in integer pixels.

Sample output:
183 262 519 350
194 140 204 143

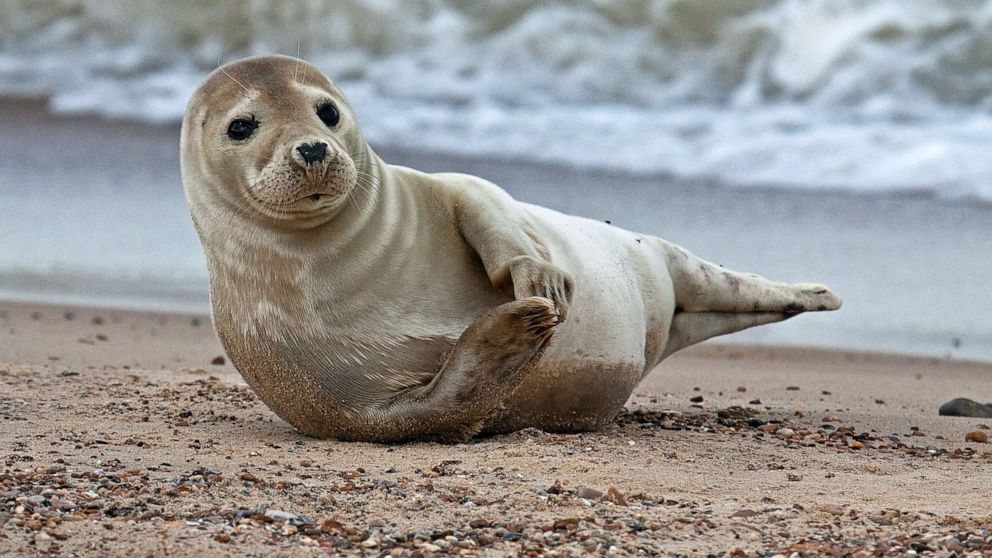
2 301 990 556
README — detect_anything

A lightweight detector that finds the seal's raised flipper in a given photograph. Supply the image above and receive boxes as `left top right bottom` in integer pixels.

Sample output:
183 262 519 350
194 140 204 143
660 241 842 315
355 297 560 443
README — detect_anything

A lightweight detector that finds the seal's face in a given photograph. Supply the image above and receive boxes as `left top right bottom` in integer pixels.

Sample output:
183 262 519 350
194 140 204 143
182 56 367 229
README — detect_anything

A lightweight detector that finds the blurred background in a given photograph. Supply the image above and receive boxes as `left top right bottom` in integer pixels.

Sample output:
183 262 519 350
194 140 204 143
1 0 990 359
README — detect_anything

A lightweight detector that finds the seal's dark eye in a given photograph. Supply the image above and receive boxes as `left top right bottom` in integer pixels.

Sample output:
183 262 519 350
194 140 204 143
316 102 340 128
227 118 258 140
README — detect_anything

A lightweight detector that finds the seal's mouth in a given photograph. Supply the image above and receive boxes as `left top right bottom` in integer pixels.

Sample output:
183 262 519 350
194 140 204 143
239 145 360 227
289 192 329 204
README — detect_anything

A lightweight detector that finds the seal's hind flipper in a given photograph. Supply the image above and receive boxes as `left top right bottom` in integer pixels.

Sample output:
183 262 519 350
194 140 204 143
662 311 795 358
658 240 842 314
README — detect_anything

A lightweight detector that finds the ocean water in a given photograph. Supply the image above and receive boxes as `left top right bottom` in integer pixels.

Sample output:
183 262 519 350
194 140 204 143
1 0 991 198
2 1 992 360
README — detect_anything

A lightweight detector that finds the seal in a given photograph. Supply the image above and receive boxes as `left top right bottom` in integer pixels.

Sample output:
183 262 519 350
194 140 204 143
181 55 842 442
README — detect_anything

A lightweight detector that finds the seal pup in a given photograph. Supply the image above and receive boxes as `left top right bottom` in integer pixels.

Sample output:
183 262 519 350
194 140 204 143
181 55 842 442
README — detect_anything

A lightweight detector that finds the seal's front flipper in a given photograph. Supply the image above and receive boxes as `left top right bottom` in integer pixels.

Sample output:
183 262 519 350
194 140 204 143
355 297 560 443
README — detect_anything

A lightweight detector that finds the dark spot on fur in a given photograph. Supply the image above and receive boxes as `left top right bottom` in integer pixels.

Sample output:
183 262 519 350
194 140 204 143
783 302 804 313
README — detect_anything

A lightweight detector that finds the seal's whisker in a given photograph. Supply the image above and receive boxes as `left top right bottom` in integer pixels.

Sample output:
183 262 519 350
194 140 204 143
294 40 301 82
353 171 381 193
351 172 382 210
218 64 251 95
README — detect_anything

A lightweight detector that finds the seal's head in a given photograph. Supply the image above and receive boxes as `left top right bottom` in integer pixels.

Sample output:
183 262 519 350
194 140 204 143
181 55 368 231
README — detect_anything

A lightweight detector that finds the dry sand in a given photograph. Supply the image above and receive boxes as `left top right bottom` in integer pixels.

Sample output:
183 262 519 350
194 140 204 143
1 301 990 557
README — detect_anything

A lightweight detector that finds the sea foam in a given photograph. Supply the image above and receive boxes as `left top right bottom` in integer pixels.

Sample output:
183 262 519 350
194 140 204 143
1 0 990 198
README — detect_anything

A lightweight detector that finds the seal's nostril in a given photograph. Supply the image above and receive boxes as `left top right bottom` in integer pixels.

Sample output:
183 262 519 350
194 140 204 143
296 142 327 166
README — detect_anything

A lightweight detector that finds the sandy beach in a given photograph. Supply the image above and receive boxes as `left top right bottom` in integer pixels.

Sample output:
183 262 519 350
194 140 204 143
2 300 990 556
4 4 992 556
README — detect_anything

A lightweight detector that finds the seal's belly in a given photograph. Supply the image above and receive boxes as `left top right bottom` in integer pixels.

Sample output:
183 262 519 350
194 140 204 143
485 205 676 432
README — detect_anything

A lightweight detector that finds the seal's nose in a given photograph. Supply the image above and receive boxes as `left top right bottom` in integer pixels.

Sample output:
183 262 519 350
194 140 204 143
296 142 327 166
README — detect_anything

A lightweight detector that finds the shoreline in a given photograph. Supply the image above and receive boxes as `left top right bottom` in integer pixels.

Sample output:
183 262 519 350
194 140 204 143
3 299 990 368
2 298 991 556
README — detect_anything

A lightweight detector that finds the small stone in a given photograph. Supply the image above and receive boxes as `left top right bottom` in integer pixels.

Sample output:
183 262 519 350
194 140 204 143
360 537 379 548
819 504 844 515
748 399 762 405
689 395 703 403
736 386 746 392
939 398 992 418
211 356 226 365
58 370 79 377
775 428 795 438
965 431 988 443
786 386 800 391
576 487 603 499
240 472 261 483
321 518 344 533
214 533 231 543
264 509 299 522
787 473 803 482
605 486 627 506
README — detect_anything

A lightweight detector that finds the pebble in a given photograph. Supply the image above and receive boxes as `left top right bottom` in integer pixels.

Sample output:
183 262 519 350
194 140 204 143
576 487 603 499
964 431 988 443
264 509 300 522
775 428 795 439
939 398 992 418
